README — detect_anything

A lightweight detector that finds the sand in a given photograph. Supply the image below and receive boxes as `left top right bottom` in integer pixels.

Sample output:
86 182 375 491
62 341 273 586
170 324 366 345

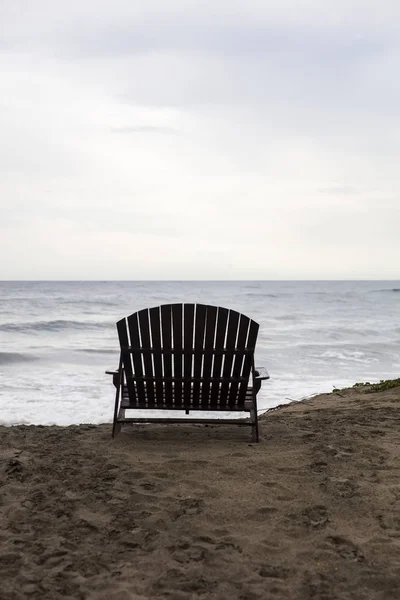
0 384 399 600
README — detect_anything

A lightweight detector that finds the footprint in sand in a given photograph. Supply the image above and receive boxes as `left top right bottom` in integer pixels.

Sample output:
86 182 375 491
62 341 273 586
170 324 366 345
377 514 400 532
328 477 359 498
179 498 203 515
152 569 212 595
74 508 112 531
220 467 237 476
126 470 145 480
309 460 328 474
5 458 25 481
170 498 204 521
336 447 355 458
215 539 243 553
259 564 290 579
152 471 170 479
313 443 354 459
302 432 317 440
260 480 278 488
302 505 329 529
249 506 278 522
326 535 364 561
168 539 210 564
139 481 157 491
213 528 229 536
369 429 386 437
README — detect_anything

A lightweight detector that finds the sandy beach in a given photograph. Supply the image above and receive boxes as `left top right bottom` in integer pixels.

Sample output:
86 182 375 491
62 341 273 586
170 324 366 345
0 383 399 600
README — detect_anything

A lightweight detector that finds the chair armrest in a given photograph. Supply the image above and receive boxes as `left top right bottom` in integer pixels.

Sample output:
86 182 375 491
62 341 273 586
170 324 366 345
254 367 270 380
106 369 122 388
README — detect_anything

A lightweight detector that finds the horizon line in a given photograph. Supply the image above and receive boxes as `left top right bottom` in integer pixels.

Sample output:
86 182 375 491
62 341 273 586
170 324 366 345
0 279 399 283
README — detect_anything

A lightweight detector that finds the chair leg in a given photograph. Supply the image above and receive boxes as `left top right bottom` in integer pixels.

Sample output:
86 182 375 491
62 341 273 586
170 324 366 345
112 421 121 438
112 384 121 438
112 407 126 438
254 415 259 443
250 407 259 443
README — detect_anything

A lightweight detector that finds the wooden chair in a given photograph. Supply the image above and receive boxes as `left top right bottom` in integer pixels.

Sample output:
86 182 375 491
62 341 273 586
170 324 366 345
106 304 269 442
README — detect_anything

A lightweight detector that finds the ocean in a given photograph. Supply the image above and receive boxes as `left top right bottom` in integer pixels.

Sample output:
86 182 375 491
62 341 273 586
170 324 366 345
0 280 399 426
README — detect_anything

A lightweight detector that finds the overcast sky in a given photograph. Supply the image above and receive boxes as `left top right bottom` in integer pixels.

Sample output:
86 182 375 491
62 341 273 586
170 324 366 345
1 1 399 279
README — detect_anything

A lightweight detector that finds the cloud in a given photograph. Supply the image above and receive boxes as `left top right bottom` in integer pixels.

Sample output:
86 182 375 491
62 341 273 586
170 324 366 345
0 0 399 278
110 126 179 134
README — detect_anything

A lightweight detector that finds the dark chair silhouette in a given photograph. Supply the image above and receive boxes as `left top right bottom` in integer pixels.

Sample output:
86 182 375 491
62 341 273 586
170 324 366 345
106 304 269 441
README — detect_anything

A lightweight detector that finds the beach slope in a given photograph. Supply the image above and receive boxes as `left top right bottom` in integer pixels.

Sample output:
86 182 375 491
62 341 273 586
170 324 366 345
1 383 399 599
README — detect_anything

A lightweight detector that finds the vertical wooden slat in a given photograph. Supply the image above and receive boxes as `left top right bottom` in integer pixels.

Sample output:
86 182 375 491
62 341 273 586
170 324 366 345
219 310 240 407
161 305 173 407
201 305 217 408
127 312 145 405
210 307 229 406
237 319 259 407
117 318 136 405
228 314 250 407
171 304 183 408
149 306 163 407
138 309 155 407
183 304 195 409
192 304 207 408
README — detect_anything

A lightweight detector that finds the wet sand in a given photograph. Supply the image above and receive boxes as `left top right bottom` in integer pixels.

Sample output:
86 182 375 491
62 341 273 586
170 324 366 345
0 383 399 599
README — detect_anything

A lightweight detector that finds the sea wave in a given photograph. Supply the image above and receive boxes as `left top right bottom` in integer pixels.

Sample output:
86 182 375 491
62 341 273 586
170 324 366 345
56 298 120 307
274 315 298 321
75 348 115 354
374 288 400 293
243 292 281 298
0 352 39 364
0 320 113 333
0 296 119 307
288 341 399 353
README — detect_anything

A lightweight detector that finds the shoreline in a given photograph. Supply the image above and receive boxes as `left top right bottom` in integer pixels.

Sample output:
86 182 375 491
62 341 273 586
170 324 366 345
2 377 399 430
1 381 399 599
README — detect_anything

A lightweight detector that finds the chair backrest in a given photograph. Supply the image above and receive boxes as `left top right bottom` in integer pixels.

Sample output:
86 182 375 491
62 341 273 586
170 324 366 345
117 304 259 411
